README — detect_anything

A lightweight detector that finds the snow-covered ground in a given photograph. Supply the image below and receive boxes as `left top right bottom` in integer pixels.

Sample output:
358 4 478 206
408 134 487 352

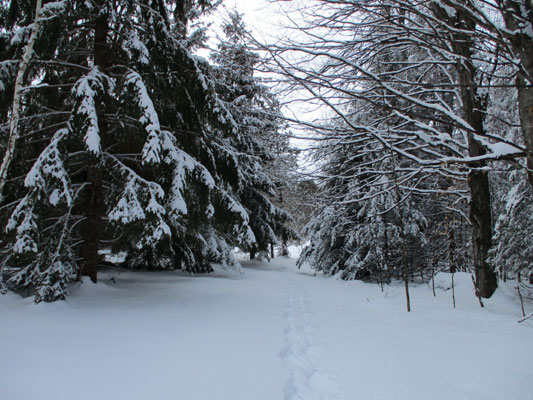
1 251 531 400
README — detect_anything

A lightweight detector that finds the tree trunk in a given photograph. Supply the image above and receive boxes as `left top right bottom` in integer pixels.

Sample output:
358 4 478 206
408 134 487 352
431 261 436 297
451 271 456 309
281 242 289 257
0 0 43 202
80 2 108 283
466 133 497 298
390 150 411 312
449 224 456 308
448 6 498 299
80 166 103 283
466 138 497 298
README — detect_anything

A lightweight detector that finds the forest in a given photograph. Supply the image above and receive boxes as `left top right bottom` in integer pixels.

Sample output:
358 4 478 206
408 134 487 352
1 1 532 399
0 0 531 310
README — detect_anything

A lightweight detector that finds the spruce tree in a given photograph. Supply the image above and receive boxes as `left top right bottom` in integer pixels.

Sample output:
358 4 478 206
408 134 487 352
0 0 287 302
211 10 297 259
297 140 428 283
489 173 533 283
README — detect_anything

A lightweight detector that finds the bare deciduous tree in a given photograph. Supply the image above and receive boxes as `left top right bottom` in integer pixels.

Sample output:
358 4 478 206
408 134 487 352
255 0 531 298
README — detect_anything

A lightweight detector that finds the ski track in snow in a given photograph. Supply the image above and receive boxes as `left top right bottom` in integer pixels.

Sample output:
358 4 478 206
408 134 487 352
281 271 344 400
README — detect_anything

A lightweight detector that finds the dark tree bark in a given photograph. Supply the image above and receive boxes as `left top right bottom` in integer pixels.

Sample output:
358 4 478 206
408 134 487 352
281 233 289 257
467 153 497 298
440 6 499 298
80 2 108 283
81 165 104 283
463 95 497 298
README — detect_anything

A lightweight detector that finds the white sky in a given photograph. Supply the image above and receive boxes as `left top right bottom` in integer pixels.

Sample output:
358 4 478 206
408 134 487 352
221 0 281 30
205 0 319 161
209 0 305 45
222 0 278 32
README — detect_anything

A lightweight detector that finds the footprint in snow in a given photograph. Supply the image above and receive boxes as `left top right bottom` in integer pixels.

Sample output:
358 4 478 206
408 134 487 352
281 273 344 400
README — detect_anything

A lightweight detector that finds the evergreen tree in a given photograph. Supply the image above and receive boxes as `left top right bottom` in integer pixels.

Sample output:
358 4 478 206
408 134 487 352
0 0 287 302
487 78 532 284
297 139 428 284
489 172 533 283
210 10 297 259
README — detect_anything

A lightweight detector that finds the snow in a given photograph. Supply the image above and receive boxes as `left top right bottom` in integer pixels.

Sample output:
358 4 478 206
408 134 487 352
12 211 38 254
160 130 216 217
10 26 31 46
108 179 147 223
0 60 18 92
24 129 72 207
219 189 255 245
433 0 457 18
1 254 531 400
126 33 150 65
72 68 114 155
41 1 66 15
125 71 162 164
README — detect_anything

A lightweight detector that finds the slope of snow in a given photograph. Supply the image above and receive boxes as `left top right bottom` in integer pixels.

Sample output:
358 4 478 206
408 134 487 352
0 255 531 400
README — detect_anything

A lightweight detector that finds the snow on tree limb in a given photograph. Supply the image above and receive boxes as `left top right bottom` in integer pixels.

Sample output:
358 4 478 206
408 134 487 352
0 0 68 203
71 67 114 155
124 71 163 164
0 0 44 202
106 154 171 250
24 129 72 206
518 312 533 323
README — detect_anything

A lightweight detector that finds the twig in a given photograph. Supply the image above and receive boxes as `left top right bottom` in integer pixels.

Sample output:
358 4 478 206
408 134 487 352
471 274 484 308
518 312 533 323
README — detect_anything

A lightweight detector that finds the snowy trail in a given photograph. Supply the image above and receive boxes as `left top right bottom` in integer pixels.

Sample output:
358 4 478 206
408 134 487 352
1 254 532 400
281 270 344 400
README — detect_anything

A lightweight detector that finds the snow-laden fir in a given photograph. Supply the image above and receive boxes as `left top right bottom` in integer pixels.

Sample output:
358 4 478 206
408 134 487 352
0 1 295 301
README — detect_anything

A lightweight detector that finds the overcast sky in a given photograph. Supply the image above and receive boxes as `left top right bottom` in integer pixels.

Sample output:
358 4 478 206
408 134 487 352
205 0 317 157
208 0 306 44
220 0 281 33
